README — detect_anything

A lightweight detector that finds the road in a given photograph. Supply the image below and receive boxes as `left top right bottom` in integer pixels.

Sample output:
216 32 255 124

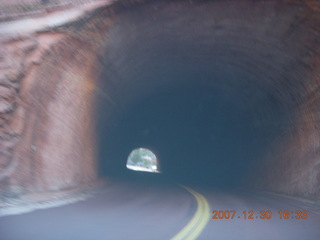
0 179 319 240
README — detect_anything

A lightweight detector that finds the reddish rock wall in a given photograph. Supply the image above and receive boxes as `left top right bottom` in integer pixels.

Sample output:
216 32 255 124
0 0 111 197
0 35 99 196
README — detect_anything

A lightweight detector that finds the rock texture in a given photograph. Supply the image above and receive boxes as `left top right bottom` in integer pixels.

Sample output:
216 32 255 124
0 0 107 21
0 0 111 199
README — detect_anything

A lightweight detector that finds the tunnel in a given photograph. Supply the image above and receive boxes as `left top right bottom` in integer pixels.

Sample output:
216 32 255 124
1 0 320 239
94 0 320 195
0 0 319 205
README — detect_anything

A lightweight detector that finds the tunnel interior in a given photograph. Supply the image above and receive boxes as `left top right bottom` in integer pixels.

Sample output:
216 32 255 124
94 0 318 189
99 85 291 187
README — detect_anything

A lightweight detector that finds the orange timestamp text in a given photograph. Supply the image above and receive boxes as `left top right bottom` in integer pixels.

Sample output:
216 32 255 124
211 210 308 220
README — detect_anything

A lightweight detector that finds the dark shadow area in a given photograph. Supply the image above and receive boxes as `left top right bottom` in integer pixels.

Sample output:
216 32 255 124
94 0 306 189
98 84 290 188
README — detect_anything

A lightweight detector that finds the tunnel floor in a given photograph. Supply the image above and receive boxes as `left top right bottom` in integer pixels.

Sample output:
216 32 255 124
1 180 320 240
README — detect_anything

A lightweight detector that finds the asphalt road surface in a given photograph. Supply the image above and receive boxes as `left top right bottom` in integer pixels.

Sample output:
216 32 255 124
0 179 319 240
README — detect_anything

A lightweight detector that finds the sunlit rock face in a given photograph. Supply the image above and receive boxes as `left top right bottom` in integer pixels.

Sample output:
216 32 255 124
0 0 319 201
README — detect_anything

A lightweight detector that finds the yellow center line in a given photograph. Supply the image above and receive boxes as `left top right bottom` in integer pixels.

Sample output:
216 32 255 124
171 185 211 240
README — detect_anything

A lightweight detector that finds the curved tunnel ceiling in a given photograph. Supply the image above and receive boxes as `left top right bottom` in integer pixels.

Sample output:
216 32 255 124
94 0 320 192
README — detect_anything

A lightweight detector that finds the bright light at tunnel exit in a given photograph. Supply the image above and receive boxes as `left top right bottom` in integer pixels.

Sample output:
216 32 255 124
126 148 160 173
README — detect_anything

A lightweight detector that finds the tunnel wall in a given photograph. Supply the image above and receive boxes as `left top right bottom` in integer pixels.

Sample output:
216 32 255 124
0 0 319 202
0 0 125 200
255 85 320 199
0 4 110 197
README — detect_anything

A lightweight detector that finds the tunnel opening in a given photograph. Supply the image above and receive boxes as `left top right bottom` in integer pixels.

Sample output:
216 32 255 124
126 148 160 173
93 0 319 193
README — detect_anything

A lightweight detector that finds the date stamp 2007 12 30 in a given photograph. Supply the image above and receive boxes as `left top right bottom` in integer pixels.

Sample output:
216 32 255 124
211 210 308 220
